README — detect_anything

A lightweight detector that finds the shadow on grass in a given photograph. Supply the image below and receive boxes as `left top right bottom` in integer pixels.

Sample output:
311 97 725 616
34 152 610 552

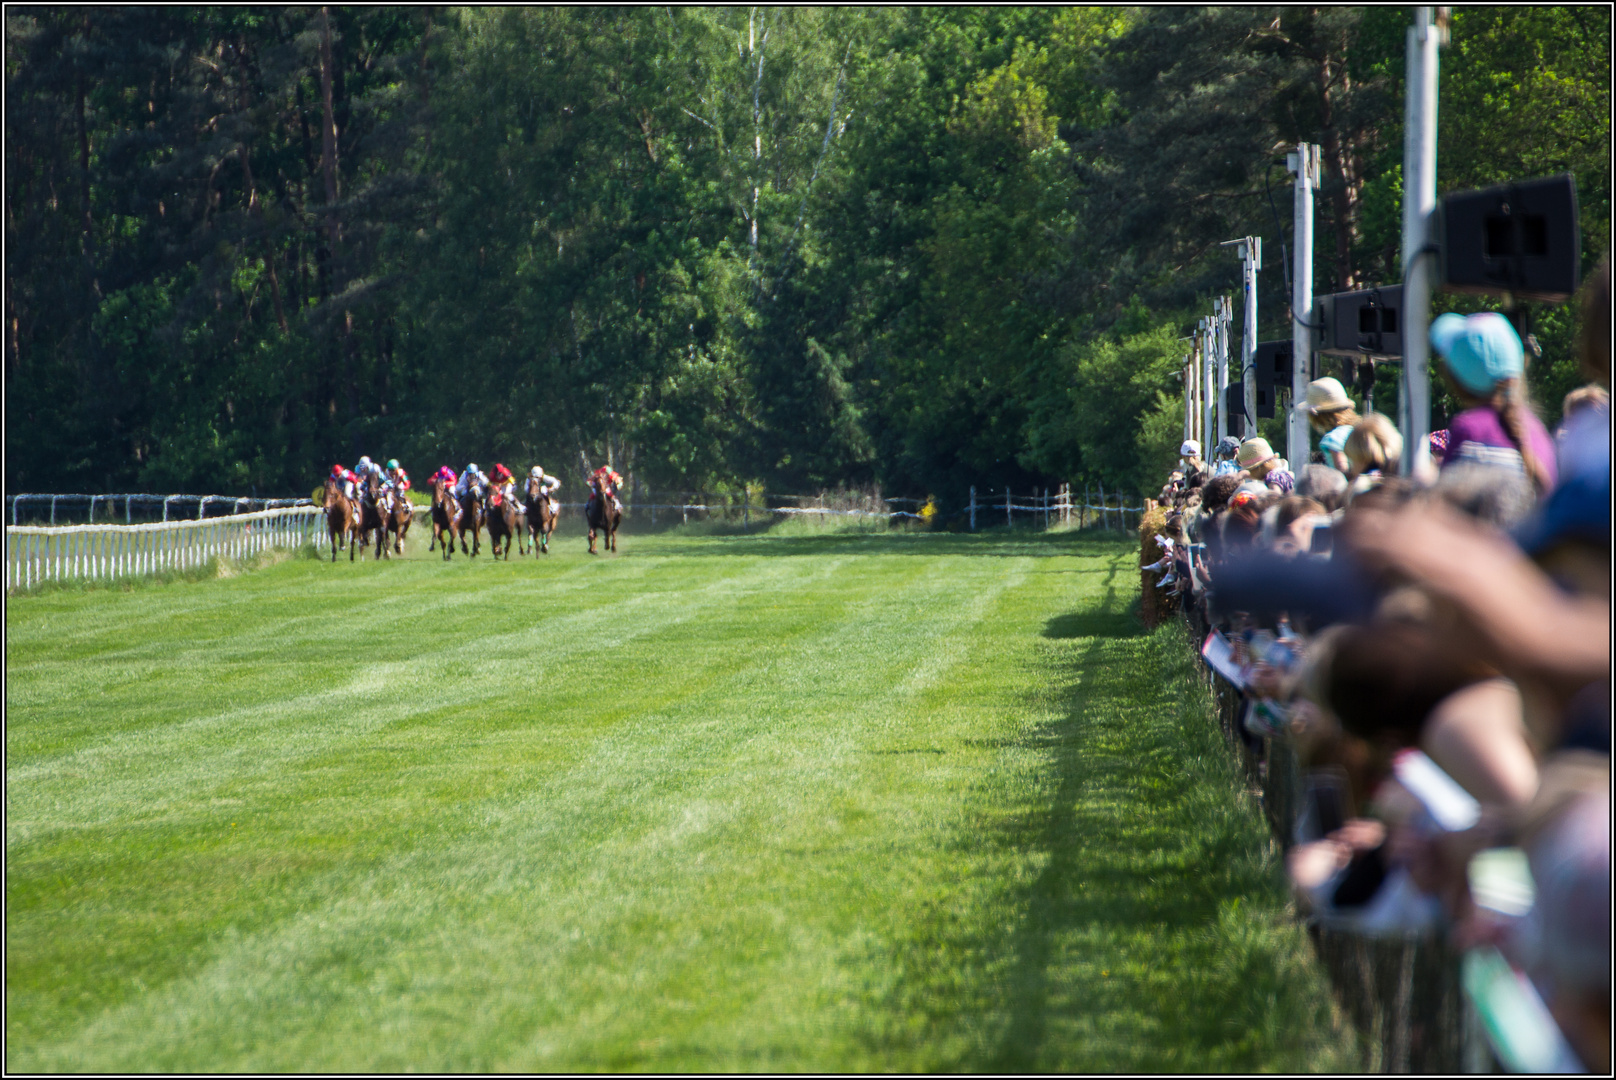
864 620 1350 1073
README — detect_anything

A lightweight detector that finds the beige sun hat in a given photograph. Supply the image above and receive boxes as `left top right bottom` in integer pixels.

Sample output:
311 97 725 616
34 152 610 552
1236 437 1278 469
1293 376 1353 415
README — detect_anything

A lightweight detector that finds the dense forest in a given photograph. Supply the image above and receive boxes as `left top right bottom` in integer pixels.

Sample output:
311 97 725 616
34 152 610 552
6 7 1609 501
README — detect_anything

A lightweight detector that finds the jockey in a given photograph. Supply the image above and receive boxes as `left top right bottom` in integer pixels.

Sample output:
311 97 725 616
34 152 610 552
352 456 385 499
385 458 410 492
454 463 484 500
589 465 625 512
330 463 356 500
491 463 516 505
431 465 457 489
528 464 561 498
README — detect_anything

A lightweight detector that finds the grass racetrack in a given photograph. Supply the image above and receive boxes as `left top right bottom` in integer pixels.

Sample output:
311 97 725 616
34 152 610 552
6 522 1352 1072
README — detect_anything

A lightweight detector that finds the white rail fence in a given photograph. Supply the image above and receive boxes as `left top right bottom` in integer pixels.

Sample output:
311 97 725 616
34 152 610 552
965 484 1146 532
7 493 313 527
6 506 323 592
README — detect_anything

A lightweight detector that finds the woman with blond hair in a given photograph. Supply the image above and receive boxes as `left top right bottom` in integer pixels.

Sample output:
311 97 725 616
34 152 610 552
1295 377 1362 472
1343 414 1403 480
1429 312 1556 494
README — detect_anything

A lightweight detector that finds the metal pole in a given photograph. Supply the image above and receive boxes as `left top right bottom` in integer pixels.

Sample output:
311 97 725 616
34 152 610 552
1221 295 1235 437
1004 487 1011 529
1401 7 1444 475
1215 302 1221 439
1202 326 1215 452
969 485 976 531
1243 241 1260 439
1289 143 1320 466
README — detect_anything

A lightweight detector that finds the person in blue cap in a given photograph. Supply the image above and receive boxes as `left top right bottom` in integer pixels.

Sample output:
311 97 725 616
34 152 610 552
1429 311 1556 493
1211 435 1243 476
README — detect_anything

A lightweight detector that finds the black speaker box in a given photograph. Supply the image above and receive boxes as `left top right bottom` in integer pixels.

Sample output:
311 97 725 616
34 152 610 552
1313 284 1403 359
1225 380 1249 425
1439 173 1580 303
1254 340 1293 390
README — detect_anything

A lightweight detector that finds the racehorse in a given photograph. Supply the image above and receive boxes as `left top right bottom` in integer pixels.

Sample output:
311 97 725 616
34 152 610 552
456 480 485 557
523 476 558 555
429 477 457 560
485 483 519 560
386 487 413 554
586 475 622 555
353 473 389 560
323 476 356 562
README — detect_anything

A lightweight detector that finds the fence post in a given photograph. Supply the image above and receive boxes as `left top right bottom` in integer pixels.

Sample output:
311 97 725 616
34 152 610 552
1043 487 1049 530
1099 481 1109 532
969 486 976 531
126 497 132 524
50 496 57 526
1004 487 1011 529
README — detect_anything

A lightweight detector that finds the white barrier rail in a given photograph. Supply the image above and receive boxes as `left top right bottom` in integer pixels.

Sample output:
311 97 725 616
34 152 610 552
7 493 314 526
6 506 323 592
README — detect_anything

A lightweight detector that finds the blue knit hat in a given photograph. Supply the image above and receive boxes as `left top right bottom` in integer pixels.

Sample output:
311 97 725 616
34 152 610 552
1430 312 1524 395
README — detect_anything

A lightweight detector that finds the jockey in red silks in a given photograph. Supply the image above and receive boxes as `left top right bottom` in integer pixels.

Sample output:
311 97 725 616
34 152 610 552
589 465 624 512
385 458 410 492
330 463 358 500
490 463 516 506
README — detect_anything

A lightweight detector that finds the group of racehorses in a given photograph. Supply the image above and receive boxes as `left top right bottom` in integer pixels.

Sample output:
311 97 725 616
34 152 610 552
321 471 621 562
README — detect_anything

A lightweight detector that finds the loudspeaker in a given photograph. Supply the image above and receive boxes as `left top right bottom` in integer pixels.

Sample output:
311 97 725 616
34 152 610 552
1224 380 1248 425
1313 284 1403 359
1252 340 1292 418
1439 173 1580 303
1254 340 1293 390
1254 383 1276 419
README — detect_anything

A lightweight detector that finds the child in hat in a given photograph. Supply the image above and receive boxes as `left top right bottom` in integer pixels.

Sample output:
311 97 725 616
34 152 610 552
1429 312 1556 493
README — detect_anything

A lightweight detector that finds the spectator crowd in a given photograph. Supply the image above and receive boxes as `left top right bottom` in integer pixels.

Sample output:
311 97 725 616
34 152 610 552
1146 258 1609 1073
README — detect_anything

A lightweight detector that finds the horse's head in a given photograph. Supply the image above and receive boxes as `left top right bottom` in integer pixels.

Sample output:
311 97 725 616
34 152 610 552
324 476 343 506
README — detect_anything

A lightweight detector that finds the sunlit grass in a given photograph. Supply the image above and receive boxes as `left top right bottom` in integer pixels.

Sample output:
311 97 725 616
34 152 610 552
6 529 1349 1071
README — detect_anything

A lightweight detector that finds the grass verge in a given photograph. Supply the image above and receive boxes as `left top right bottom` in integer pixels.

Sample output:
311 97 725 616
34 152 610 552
6 530 1348 1071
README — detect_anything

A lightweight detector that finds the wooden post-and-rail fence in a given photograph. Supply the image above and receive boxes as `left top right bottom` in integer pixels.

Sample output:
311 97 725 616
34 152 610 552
964 484 1146 532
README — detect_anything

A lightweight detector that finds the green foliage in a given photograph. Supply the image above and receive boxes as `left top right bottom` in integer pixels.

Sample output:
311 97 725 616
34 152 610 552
4 6 1608 497
1025 323 1186 494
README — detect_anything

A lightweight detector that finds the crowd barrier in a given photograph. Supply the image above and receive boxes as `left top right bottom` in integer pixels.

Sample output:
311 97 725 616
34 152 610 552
6 506 323 592
1173 548 1489 1072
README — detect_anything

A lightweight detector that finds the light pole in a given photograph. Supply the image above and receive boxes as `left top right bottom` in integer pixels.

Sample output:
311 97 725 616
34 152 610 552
1401 7 1446 474
1287 143 1321 465
1219 240 1260 439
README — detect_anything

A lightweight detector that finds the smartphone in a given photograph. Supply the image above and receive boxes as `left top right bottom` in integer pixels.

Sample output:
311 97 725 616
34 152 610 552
1331 844 1388 908
1302 770 1351 841
1310 520 1334 555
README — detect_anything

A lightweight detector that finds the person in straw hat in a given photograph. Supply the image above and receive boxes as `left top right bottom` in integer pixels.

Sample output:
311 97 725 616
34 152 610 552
1236 436 1281 477
1294 376 1362 472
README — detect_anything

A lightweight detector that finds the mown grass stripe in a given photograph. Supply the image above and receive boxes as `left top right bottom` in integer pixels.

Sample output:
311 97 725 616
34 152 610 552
6 528 1349 1072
